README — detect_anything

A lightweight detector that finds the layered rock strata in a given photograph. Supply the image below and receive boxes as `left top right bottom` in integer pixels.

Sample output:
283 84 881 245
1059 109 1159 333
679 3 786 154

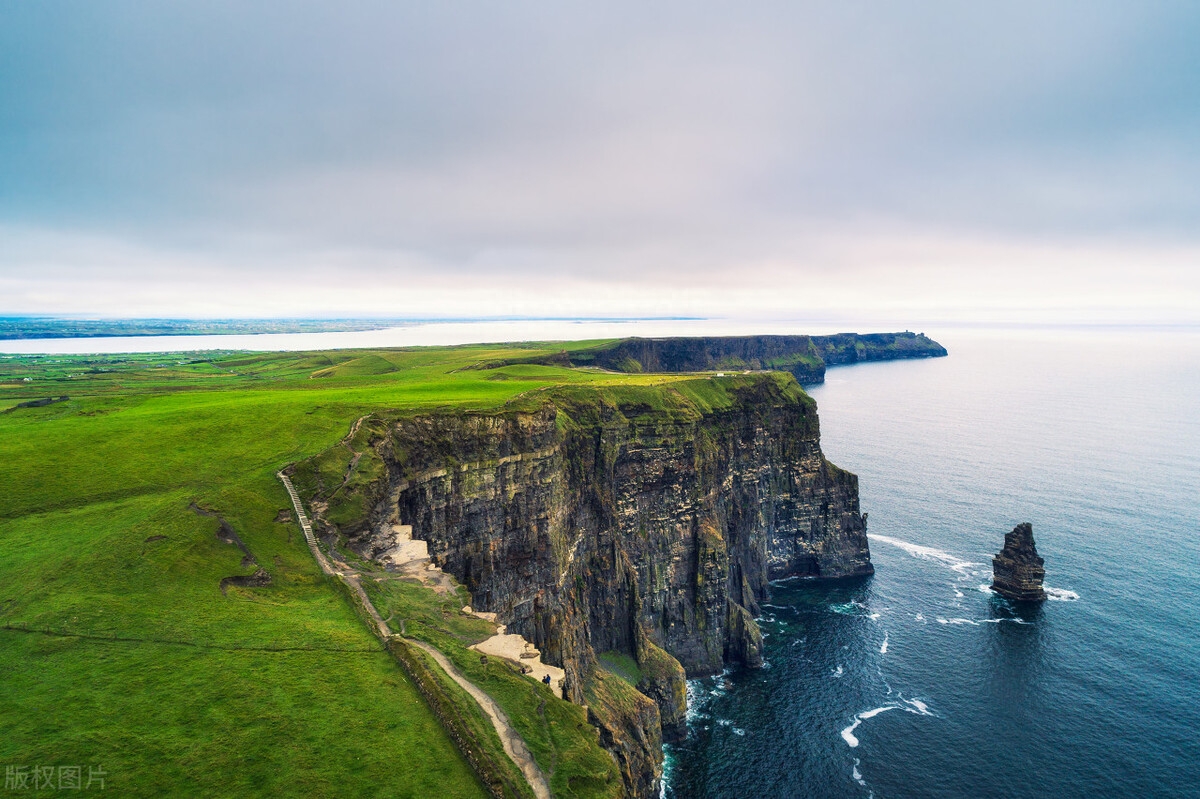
309 376 871 797
991 522 1047 601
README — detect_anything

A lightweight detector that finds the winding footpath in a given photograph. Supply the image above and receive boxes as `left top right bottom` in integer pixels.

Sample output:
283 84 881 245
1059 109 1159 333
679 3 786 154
276 469 552 799
408 638 552 799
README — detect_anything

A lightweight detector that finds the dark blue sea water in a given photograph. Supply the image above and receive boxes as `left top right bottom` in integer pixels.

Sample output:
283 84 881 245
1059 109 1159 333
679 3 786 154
664 327 1200 799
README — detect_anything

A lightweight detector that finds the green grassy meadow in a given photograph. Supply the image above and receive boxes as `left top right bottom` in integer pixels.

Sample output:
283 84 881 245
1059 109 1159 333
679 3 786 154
0 343 696 797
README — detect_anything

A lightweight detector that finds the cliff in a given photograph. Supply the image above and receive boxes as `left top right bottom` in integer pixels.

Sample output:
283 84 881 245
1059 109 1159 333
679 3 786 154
508 332 947 385
992 522 1046 601
296 373 871 797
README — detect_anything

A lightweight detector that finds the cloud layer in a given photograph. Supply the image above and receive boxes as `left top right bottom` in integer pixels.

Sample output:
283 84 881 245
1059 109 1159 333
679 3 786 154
3 1 1199 321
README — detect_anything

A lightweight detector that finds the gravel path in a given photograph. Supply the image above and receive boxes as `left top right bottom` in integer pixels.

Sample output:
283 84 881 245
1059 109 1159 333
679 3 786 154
277 468 551 799
408 639 553 799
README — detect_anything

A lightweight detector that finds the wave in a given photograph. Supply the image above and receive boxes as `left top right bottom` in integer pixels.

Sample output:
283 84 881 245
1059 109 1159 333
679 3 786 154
937 616 1030 626
841 698 936 747
840 706 896 747
880 633 889 654
830 600 874 616
684 677 724 723
867 533 981 576
1045 586 1080 601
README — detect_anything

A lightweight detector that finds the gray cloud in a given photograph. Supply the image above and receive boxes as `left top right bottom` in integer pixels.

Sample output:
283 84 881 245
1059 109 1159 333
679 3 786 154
2 1 1199 319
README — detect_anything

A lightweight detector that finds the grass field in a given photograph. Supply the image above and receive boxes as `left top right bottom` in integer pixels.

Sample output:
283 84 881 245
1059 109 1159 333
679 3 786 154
0 343 699 797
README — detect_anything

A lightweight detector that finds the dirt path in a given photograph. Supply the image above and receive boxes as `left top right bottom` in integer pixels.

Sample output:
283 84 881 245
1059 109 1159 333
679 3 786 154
342 413 370 447
408 639 552 799
276 469 551 799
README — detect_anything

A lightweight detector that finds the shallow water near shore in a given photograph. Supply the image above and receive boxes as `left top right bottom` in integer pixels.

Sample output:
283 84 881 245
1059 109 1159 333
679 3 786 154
663 327 1200 798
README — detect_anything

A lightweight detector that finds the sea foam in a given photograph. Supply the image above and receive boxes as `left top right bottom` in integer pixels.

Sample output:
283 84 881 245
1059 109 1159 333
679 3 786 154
867 533 980 576
841 698 935 747
840 706 898 747
937 616 1029 626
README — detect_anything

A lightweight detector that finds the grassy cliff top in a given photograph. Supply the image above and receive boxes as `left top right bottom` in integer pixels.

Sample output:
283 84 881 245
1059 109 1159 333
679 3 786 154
0 341 811 797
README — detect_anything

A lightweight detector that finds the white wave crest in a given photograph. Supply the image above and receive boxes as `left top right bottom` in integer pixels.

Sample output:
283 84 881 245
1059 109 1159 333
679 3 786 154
840 706 897 747
880 633 889 654
1045 586 1080 601
841 697 935 748
867 533 980 576
937 616 1030 626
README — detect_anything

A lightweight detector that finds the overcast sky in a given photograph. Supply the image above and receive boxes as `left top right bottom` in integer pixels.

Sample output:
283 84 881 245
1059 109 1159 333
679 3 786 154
2 1 1199 323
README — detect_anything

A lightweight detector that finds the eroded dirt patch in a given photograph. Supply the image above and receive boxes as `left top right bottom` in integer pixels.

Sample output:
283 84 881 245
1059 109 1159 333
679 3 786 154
189 502 271 595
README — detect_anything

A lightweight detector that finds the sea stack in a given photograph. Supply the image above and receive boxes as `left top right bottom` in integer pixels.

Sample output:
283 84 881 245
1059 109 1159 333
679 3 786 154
991 522 1046 601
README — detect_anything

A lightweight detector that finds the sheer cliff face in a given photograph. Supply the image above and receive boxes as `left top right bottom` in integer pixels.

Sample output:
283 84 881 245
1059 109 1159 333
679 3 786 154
355 381 867 662
341 378 870 796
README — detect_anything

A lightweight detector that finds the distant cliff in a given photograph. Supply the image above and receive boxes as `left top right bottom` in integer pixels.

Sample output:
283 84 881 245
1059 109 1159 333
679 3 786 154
492 332 946 385
295 373 871 797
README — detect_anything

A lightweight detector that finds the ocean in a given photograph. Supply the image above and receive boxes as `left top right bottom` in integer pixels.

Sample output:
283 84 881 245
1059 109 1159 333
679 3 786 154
663 327 1200 798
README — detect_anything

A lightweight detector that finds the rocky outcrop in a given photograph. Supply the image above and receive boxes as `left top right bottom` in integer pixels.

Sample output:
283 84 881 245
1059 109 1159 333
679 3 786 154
585 671 663 799
633 638 688 742
301 374 871 797
991 522 1046 601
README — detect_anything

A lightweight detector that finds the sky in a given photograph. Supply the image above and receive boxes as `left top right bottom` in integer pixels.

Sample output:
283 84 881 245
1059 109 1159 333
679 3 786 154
2 1 1199 325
